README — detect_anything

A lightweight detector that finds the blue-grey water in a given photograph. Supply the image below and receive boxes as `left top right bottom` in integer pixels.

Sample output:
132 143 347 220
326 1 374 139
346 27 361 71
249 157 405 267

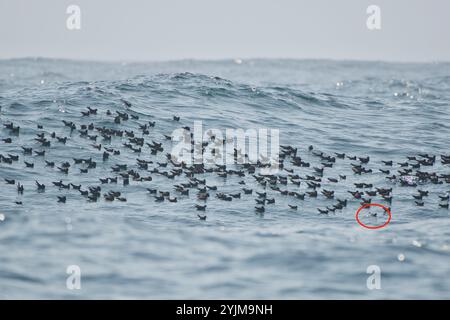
1 58 450 299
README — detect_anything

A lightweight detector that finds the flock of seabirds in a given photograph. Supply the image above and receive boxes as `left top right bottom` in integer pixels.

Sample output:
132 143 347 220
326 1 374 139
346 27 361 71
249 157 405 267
1 101 450 222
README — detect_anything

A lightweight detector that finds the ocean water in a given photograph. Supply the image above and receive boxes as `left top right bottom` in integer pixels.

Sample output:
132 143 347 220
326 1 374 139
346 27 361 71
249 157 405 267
1 58 450 299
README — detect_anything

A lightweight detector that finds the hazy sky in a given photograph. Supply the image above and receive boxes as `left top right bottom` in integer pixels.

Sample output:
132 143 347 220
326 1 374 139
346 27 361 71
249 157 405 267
1 0 449 62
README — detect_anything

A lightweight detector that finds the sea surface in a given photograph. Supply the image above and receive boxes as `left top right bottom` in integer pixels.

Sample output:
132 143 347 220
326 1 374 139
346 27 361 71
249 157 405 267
1 58 450 299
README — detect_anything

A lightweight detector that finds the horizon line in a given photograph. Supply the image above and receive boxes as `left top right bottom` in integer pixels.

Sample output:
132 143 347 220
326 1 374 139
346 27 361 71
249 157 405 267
1 56 450 65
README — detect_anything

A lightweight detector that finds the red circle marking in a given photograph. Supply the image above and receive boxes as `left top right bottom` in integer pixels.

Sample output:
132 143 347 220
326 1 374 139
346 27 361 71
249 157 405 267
355 203 391 229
